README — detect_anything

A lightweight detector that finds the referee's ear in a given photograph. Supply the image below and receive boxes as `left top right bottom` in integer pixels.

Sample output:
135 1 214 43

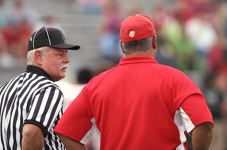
34 50 43 66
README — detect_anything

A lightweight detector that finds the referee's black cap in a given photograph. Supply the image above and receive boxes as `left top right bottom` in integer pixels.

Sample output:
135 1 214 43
28 26 80 51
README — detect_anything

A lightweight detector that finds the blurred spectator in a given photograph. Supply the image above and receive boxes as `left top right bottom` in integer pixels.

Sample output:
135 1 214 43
0 0 7 55
153 6 197 71
34 15 63 32
201 71 224 150
77 67 94 84
174 0 196 25
162 20 196 70
191 0 214 14
3 18 32 59
0 30 14 68
99 0 123 65
0 33 6 56
153 3 172 32
5 0 36 26
122 3 143 17
217 2 227 38
207 35 227 73
2 0 37 60
76 0 107 15
212 64 227 150
184 11 217 60
174 0 214 25
0 0 6 28
156 40 177 68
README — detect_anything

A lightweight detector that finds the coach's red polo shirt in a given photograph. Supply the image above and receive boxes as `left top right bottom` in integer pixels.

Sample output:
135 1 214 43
55 56 213 150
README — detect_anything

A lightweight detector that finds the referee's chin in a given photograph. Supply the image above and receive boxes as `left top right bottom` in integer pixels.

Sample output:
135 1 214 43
52 74 65 82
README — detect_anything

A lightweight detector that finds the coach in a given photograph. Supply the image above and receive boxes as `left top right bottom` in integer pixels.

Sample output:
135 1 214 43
55 14 213 150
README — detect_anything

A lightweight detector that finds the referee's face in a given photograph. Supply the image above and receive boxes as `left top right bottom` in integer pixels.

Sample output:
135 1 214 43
41 47 69 81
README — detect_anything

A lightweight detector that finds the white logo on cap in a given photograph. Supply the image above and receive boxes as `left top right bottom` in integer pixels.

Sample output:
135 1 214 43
129 31 135 37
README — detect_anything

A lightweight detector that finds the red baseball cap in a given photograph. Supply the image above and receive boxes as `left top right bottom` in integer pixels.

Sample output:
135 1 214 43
120 14 157 43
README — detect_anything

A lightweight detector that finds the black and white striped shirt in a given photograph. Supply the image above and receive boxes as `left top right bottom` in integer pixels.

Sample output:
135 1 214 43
0 65 65 150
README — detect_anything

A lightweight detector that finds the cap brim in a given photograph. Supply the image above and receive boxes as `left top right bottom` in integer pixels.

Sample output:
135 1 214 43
50 43 80 50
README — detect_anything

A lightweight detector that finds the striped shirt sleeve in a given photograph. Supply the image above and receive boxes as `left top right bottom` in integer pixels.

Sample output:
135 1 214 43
24 86 64 136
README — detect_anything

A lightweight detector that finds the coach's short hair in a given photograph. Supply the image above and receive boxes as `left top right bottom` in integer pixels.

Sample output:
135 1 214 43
121 37 152 54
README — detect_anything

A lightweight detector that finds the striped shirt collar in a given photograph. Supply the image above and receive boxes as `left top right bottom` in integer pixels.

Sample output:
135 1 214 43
26 65 53 81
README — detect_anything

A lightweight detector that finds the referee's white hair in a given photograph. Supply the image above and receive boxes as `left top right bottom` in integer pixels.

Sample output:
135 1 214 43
27 47 49 65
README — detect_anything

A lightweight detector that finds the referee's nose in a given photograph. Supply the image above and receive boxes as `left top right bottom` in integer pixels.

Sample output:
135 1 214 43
62 49 69 64
65 56 69 64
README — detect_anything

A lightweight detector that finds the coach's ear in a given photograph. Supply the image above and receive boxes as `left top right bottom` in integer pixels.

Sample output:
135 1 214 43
120 41 125 54
152 36 157 50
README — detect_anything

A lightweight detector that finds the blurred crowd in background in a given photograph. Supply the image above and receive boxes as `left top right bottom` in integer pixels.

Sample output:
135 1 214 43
0 0 227 149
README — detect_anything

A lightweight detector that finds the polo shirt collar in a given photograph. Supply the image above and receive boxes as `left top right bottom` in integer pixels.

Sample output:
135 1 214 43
26 65 53 81
119 56 158 65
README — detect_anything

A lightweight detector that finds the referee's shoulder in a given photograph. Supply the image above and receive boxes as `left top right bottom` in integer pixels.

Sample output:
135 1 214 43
0 72 25 91
34 78 63 96
42 81 61 91
0 82 7 91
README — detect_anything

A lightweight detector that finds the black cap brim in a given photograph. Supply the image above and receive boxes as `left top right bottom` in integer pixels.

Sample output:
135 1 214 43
50 43 80 50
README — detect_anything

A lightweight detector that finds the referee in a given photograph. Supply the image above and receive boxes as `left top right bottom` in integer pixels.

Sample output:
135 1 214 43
0 26 80 150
